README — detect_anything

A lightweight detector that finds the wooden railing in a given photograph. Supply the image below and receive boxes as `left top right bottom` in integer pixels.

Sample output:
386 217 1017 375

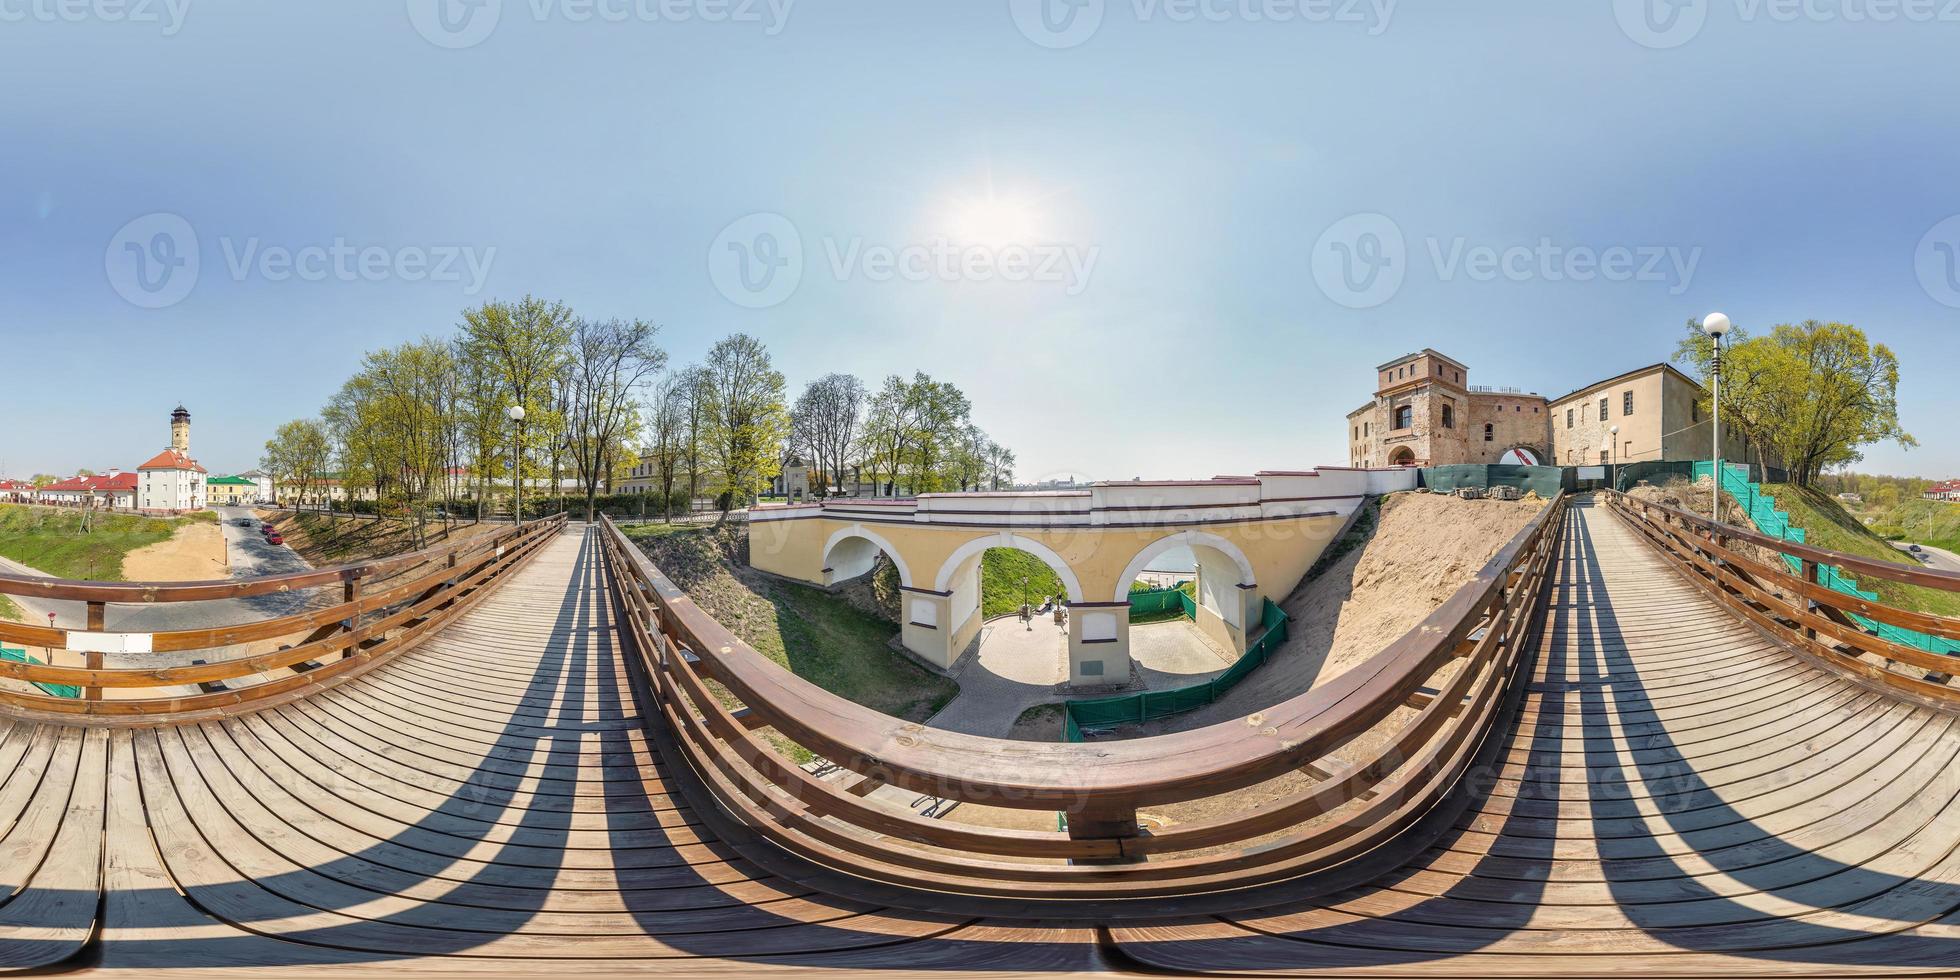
0 514 566 722
596 495 1565 899
1603 490 1960 706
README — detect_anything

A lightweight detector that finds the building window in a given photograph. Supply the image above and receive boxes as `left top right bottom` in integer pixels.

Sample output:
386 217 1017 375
1364 421 1370 436
1600 450 1609 464
1353 425 1359 440
1394 405 1413 429
1442 405 1454 429
1693 401 1701 422
1596 397 1606 419
1566 408 1574 429
1484 423 1494 442
1623 390 1634 415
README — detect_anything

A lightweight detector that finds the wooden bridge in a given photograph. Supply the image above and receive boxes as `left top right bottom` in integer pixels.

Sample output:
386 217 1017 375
3 492 1960 976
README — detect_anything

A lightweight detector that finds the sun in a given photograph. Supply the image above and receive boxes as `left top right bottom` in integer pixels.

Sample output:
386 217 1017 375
942 194 1044 248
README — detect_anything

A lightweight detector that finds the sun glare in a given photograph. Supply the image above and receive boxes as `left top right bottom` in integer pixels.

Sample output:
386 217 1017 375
943 194 1044 247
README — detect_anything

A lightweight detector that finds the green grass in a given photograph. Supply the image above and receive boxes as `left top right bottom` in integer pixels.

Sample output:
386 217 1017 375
0 595 20 622
1863 497 1960 554
1754 484 1960 618
0 503 190 582
980 548 1067 618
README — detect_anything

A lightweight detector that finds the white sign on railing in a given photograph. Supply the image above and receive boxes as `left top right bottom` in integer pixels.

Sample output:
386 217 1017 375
66 631 153 654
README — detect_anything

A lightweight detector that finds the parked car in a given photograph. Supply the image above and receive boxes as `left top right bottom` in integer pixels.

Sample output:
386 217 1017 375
1909 544 1924 553
265 532 284 546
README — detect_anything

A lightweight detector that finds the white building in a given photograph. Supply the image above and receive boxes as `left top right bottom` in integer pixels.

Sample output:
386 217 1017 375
136 406 207 514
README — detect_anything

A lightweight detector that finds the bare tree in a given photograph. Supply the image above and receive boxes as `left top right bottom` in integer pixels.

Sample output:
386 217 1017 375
791 373 865 497
565 317 667 522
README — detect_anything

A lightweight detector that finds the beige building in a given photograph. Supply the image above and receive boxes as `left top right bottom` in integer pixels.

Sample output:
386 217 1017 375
1547 363 1749 467
1346 350 1550 468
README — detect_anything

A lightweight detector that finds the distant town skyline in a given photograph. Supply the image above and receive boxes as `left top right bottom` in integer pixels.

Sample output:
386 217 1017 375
4 3 1957 480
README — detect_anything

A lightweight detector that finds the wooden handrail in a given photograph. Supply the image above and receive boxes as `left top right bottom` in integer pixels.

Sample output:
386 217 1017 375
0 515 567 722
597 494 1565 897
0 513 536 603
1602 489 1960 706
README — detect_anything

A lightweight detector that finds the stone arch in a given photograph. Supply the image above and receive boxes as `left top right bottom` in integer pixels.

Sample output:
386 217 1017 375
932 532 1083 603
1498 445 1543 466
1388 446 1416 466
1113 531 1257 603
821 525 913 588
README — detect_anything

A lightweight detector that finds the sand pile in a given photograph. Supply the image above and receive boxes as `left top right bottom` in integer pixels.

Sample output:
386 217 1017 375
121 521 228 581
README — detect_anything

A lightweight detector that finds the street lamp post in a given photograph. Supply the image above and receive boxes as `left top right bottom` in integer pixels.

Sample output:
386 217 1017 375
1609 424 1620 491
1022 576 1032 631
506 404 527 528
1702 312 1732 523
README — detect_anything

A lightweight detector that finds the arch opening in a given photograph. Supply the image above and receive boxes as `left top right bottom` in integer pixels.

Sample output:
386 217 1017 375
1388 446 1416 466
1499 445 1542 466
821 526 912 590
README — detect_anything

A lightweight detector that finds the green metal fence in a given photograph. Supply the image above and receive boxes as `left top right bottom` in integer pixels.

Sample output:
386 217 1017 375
1421 464 1566 498
1062 597 1291 740
0 647 81 699
1697 461 1960 658
1126 582 1192 618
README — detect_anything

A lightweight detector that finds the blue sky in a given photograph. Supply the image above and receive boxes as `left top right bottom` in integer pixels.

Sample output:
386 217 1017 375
2 0 1957 481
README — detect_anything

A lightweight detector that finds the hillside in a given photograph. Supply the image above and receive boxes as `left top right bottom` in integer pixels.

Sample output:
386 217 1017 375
979 548 1068 617
261 510 499 566
1755 484 1960 618
0 503 213 582
1862 497 1960 554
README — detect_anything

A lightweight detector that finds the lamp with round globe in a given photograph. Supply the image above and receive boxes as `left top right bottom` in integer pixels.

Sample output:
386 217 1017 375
506 404 527 528
1701 313 1731 522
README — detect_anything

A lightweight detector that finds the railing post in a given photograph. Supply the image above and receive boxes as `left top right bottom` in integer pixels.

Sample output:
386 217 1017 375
343 571 364 661
1067 799 1141 862
84 599 105 702
1801 559 1819 641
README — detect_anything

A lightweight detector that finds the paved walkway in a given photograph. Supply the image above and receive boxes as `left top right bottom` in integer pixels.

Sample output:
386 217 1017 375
927 615 1234 738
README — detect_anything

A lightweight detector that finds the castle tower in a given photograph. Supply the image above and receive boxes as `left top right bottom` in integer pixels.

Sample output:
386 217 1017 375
170 405 190 452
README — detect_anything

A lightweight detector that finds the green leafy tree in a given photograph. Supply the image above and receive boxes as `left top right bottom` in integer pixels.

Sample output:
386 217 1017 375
1676 319 1914 486
699 333 788 518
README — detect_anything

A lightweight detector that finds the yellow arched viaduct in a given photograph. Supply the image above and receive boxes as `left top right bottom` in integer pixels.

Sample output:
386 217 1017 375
749 468 1415 685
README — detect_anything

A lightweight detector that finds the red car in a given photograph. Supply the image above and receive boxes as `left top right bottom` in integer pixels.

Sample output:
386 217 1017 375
265 532 284 546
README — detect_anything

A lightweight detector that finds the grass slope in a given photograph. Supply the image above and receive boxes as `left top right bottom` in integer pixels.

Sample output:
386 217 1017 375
1758 484 1960 618
0 503 205 582
1864 498 1960 554
624 522 957 731
979 548 1067 618
269 510 492 566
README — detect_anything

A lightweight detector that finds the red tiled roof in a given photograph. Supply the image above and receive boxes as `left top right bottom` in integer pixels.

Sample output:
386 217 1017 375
136 449 207 474
42 473 138 493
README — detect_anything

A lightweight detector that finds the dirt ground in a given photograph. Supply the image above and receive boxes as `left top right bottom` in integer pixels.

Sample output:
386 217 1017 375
1625 476 1789 572
121 521 228 581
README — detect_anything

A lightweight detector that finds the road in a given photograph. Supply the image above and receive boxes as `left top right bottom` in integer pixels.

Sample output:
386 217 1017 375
1895 541 1960 574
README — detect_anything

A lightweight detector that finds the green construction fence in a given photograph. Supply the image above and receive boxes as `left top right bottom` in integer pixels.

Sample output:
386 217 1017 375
1 647 81 699
1063 596 1290 740
1698 461 1959 658
1419 464 1566 499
